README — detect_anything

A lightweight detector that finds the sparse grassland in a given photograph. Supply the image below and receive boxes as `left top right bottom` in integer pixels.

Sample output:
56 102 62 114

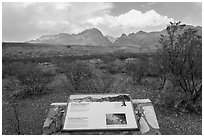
2 43 202 135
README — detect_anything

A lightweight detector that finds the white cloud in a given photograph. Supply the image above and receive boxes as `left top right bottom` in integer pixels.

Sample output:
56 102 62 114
55 3 72 10
3 2 173 41
2 2 113 41
87 17 104 26
86 9 174 37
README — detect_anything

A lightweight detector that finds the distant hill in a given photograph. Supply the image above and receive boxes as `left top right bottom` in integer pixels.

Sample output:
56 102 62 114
113 25 202 51
28 28 112 46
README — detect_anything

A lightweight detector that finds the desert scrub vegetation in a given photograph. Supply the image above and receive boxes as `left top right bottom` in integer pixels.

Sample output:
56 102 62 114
80 75 116 94
54 58 117 94
156 22 202 113
56 60 94 93
125 58 147 83
3 62 54 134
4 62 54 98
104 59 124 74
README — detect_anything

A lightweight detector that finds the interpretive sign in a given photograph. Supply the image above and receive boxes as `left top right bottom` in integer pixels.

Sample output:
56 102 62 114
63 94 139 131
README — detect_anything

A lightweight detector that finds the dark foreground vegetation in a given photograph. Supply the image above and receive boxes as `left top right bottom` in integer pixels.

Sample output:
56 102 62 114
2 22 202 135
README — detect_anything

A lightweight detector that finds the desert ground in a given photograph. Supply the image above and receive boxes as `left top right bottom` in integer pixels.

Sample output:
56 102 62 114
2 43 202 135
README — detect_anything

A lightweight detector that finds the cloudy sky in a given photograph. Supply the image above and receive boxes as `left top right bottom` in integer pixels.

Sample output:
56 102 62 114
2 2 202 42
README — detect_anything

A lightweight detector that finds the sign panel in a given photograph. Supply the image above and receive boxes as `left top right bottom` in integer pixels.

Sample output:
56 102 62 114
63 94 138 131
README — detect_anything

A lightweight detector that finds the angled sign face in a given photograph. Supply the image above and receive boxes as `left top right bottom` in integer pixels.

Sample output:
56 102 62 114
63 94 139 131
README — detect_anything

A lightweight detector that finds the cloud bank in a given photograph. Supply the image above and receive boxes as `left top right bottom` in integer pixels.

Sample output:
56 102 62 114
2 2 174 41
87 9 174 37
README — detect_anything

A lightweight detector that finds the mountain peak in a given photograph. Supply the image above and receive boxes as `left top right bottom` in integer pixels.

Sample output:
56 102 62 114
89 27 100 31
28 27 111 46
121 33 127 37
79 28 102 35
136 30 147 35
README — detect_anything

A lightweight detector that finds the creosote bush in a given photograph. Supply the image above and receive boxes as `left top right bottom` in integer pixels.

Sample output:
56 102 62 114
80 75 115 94
105 59 124 74
4 63 54 99
157 22 202 112
57 60 94 93
125 59 146 83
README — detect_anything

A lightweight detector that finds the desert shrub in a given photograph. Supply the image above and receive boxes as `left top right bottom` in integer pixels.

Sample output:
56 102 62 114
98 64 107 70
125 59 146 83
2 63 16 78
12 64 53 99
141 77 164 90
57 60 94 92
105 59 124 74
2 62 31 78
3 63 54 134
80 75 115 94
3 62 53 99
160 82 201 114
157 22 202 112
99 54 117 63
3 62 54 97
144 57 160 77
107 65 120 74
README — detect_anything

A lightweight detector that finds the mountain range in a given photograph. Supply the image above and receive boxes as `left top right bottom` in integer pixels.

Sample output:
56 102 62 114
28 28 111 46
28 25 202 50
